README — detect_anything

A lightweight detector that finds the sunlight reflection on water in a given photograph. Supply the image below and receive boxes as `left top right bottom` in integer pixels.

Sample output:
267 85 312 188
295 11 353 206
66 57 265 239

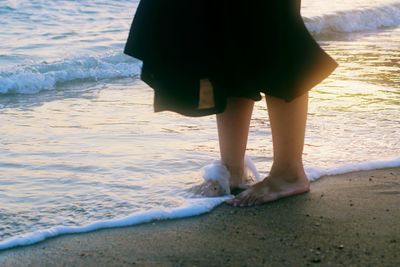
0 0 399 243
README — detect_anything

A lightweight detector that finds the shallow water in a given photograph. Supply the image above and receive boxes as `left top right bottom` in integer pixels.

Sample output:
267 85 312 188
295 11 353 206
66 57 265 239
0 0 399 249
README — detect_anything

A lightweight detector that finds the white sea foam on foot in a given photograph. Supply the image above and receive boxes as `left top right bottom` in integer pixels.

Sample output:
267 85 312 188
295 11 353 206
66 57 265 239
201 156 262 195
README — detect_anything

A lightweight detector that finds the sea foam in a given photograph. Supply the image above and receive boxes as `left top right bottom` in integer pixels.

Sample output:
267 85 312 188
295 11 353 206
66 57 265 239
1 3 399 96
0 53 141 95
0 157 399 251
0 196 230 251
304 2 400 34
306 157 400 181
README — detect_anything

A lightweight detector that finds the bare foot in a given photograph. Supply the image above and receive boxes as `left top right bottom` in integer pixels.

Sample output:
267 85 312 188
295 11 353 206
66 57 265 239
229 156 261 190
195 158 260 197
192 175 252 197
229 174 254 190
226 175 310 207
191 180 229 197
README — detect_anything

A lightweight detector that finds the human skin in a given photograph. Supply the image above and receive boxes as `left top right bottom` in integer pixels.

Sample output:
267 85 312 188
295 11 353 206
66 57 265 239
219 94 310 207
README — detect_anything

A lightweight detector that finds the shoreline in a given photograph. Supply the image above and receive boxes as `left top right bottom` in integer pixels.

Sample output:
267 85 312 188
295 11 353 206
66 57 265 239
1 167 399 266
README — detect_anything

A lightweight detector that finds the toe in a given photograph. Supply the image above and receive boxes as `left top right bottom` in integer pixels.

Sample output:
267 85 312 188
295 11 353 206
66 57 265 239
246 194 260 206
236 190 254 207
226 193 246 207
239 196 250 207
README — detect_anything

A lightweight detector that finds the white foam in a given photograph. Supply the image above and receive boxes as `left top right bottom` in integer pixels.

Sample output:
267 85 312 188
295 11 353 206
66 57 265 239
0 53 141 95
304 2 400 34
244 156 262 182
0 196 230 251
202 156 261 194
202 160 231 195
0 157 399 251
305 157 400 181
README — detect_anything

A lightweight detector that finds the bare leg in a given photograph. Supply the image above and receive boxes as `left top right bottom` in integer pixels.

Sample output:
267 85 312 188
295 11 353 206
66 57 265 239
226 93 310 206
217 97 254 188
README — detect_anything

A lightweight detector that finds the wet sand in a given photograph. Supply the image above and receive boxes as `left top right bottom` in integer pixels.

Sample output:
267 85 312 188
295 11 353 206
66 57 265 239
0 168 399 267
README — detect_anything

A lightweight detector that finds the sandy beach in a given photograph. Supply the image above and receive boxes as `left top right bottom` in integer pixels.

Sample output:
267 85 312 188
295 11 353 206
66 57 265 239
1 1 399 266
0 167 399 267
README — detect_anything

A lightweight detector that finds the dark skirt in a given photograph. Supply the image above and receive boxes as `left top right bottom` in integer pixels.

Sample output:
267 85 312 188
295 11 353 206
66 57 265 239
124 0 338 117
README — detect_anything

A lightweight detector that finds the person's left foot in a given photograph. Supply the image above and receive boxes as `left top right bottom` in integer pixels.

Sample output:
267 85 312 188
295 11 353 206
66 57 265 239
226 175 310 206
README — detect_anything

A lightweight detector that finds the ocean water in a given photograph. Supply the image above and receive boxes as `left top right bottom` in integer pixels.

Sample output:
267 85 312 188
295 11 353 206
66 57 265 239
0 0 399 250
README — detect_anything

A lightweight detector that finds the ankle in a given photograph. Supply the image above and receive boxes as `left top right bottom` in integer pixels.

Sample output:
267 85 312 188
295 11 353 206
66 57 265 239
221 161 245 177
224 165 247 186
269 162 307 182
228 169 247 184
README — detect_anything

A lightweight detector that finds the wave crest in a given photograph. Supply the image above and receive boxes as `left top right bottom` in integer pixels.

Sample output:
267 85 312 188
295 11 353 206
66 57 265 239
304 2 400 34
0 53 141 95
